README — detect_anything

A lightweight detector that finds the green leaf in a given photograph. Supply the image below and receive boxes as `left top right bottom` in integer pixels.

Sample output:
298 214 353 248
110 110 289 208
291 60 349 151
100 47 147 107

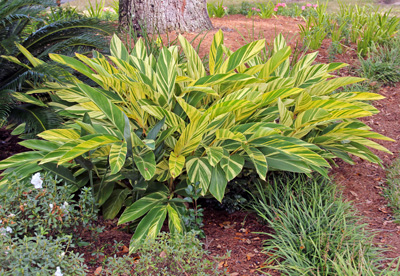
12 92 47 107
109 141 127 174
220 154 244 181
186 157 212 195
174 115 209 156
133 151 156 180
206 147 225 167
58 135 121 165
77 83 128 139
218 39 265 73
38 129 80 142
0 152 43 170
40 163 77 186
19 140 59 152
118 189 169 225
209 164 228 202
167 203 183 234
169 152 185 179
129 205 167 254
242 144 268 181
103 189 131 219
110 34 129 61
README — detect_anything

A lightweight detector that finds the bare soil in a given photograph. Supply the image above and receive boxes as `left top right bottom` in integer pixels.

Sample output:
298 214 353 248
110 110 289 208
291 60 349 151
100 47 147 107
2 15 400 275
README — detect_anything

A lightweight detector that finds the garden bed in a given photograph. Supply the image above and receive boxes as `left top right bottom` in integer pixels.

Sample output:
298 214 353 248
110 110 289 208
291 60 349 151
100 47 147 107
2 11 400 275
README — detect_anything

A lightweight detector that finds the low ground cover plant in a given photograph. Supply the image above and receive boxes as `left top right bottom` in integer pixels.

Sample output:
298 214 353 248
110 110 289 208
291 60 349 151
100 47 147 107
0 31 393 252
385 156 400 222
0 173 96 275
359 38 400 85
0 173 97 238
249 173 399 275
102 231 228 275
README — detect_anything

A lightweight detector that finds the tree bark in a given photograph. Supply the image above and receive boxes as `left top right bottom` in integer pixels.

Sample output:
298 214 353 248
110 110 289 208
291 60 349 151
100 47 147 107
119 0 213 34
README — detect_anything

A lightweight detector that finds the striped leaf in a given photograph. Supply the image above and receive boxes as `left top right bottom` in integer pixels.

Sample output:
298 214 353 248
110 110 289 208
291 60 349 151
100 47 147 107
118 188 169 225
156 48 177 106
258 46 291 80
277 98 293 127
169 152 185 178
38 129 80 142
186 157 212 195
58 135 120 165
110 34 129 61
103 189 131 219
209 30 224 75
109 141 127 174
167 203 183 234
179 35 206 79
242 144 268 180
139 99 185 133
218 39 265 73
206 147 225 167
133 151 156 181
129 205 168 253
0 152 43 170
209 164 228 202
77 83 129 139
174 115 209 156
220 154 244 181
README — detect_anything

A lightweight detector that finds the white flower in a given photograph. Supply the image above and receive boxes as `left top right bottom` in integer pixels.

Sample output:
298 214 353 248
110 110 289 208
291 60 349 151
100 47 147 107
8 213 15 218
59 252 65 258
61 202 69 214
0 226 11 235
54 267 63 276
31 172 43 189
49 204 54 210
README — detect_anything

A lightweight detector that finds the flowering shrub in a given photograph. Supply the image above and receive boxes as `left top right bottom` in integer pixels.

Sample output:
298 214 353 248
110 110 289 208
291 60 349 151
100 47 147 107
0 234 87 276
0 173 97 238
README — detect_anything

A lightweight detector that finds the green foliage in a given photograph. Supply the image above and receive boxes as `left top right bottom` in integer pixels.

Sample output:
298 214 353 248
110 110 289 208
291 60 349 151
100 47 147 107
385 157 400 223
249 173 398 275
207 1 227 18
0 32 392 252
257 2 274 19
0 0 112 135
0 172 97 238
102 232 228 276
359 40 400 85
0 234 88 276
337 3 399 56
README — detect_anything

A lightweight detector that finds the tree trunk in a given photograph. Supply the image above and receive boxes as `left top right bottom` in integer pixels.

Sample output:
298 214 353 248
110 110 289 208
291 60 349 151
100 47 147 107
119 0 213 34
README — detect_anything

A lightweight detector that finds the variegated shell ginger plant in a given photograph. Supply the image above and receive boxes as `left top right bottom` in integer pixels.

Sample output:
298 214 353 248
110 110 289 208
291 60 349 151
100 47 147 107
0 31 393 253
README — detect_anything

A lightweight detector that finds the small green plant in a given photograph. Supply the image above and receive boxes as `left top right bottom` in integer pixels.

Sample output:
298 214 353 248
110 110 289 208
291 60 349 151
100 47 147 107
86 0 105 18
248 173 398 275
359 40 400 85
0 234 88 276
0 173 97 238
182 183 205 238
46 6 82 22
103 232 228 275
207 1 227 18
385 157 400 222
257 2 274 19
